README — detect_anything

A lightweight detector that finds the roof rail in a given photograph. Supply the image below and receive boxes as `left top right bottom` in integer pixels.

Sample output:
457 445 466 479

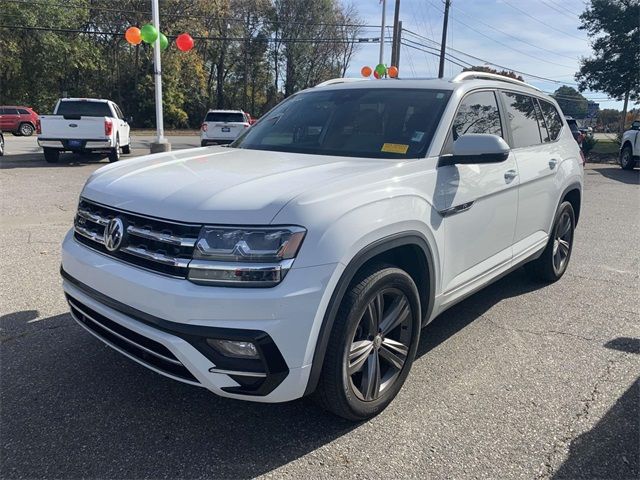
315 77 369 87
452 71 541 91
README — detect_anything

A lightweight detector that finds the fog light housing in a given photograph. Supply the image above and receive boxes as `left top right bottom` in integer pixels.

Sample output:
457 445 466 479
207 339 260 359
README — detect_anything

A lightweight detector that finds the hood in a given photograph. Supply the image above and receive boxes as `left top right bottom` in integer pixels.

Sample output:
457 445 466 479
82 146 396 224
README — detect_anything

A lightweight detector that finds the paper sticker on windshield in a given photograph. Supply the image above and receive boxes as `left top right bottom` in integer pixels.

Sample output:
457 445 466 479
381 143 409 154
411 131 425 142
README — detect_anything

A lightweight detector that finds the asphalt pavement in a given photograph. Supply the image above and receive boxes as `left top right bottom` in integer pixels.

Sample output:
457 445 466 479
1 135 639 479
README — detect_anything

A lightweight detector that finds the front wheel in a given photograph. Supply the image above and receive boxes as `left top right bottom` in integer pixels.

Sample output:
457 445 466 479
620 145 635 170
19 123 34 136
122 141 131 155
314 265 421 420
0 134 4 156
526 201 575 283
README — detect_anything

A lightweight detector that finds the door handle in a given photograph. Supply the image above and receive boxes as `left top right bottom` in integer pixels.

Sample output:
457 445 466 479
549 158 558 169
504 169 518 182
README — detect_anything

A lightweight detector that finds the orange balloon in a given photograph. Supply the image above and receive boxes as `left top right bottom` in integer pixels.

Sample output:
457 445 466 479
361 66 372 77
388 66 399 78
125 26 142 45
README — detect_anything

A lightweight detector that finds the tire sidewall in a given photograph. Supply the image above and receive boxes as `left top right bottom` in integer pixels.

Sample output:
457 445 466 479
551 201 575 278
338 268 421 419
20 123 34 136
620 146 633 169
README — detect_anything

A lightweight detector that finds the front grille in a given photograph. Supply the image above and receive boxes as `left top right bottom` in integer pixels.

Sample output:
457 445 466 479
66 294 199 383
74 198 201 277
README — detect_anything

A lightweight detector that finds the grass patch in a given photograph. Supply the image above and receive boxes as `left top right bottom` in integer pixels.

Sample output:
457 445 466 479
592 139 619 155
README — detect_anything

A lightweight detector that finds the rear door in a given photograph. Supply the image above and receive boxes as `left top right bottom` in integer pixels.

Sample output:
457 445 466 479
438 90 519 300
499 91 560 260
112 103 130 144
205 111 248 141
0 108 19 131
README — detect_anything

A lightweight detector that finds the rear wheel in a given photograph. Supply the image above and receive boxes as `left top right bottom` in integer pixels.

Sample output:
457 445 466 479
201 140 208 147
314 265 421 421
0 133 4 156
43 148 59 163
19 123 34 136
108 136 120 162
620 145 635 170
526 201 575 283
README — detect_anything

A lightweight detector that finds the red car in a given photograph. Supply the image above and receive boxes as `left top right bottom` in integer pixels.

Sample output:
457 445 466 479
0 106 39 136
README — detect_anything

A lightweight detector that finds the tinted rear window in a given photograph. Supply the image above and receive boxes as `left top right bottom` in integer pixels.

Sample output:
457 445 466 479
501 92 543 148
231 88 452 159
539 100 563 141
55 101 112 117
206 112 245 123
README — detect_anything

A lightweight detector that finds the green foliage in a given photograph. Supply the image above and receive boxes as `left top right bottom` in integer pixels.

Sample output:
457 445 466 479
576 0 640 102
0 0 362 128
581 135 598 156
553 86 589 118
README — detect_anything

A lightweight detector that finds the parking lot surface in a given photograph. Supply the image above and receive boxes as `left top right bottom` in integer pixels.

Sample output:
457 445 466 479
1 135 638 479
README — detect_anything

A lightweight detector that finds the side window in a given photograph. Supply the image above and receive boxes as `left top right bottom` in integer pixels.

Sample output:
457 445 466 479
501 92 543 148
17 109 30 115
443 90 503 153
113 105 124 120
539 100 563 142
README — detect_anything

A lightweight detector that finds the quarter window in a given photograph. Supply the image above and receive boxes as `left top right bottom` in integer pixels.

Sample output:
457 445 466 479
501 92 544 148
539 100 563 142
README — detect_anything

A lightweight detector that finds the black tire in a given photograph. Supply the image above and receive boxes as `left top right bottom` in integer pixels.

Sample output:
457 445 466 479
201 140 208 147
19 123 34 136
122 142 131 155
314 265 421 421
526 201 575 283
0 134 4 156
108 136 120 163
43 148 59 163
619 145 635 170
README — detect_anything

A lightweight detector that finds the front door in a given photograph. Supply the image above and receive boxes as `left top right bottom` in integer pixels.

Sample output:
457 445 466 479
437 90 519 302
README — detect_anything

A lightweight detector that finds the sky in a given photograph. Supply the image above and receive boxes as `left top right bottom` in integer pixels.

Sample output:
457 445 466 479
344 0 627 110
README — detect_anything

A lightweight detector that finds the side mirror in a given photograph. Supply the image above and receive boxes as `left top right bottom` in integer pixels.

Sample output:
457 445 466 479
631 121 640 131
439 134 510 167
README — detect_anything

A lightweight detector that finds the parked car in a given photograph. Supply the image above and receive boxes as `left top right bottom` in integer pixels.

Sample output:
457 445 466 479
200 109 251 146
619 120 640 170
0 106 39 136
0 129 4 156
565 116 583 146
61 72 583 420
37 98 131 163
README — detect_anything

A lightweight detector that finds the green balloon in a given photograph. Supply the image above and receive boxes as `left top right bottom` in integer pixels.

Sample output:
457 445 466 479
140 24 158 44
375 63 387 76
159 33 169 50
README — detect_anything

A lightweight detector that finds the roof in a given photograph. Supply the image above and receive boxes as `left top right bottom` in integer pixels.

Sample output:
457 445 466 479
60 98 112 103
206 109 245 113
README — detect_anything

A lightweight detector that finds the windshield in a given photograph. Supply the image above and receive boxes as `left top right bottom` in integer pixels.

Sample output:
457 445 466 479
206 112 245 123
231 88 452 159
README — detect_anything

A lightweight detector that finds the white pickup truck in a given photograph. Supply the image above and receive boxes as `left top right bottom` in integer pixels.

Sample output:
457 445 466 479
619 120 640 170
38 98 131 163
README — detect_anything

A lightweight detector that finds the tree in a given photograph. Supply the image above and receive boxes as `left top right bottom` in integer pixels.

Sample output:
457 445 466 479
575 0 640 133
552 86 589 118
462 66 524 82
597 108 620 132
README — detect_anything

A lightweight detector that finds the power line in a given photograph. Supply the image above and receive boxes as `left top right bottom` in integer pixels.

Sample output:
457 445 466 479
449 3 578 61
402 37 473 68
425 0 575 70
2 0 379 28
539 0 580 20
501 0 586 41
401 41 468 69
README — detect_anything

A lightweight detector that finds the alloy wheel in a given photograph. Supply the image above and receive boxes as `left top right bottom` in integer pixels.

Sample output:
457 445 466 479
347 288 413 402
552 210 572 274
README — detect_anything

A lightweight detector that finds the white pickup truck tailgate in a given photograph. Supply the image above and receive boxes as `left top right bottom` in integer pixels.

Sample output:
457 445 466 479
39 116 108 140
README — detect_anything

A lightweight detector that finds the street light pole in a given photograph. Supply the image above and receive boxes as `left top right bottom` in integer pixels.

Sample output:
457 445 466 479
150 0 170 153
379 0 387 65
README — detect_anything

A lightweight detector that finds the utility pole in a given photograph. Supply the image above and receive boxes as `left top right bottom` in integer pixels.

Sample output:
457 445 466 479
391 0 401 67
438 0 451 79
395 21 402 70
150 0 170 153
379 0 387 64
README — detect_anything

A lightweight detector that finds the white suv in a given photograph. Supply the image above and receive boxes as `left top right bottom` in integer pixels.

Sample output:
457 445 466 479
62 73 583 420
200 109 250 146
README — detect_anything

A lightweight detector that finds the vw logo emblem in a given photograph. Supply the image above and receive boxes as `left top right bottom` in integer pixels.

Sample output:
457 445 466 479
104 217 125 252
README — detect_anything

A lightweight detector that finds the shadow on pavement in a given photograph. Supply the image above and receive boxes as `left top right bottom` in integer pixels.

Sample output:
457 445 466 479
590 166 639 185
0 269 546 479
552 378 639 480
0 152 110 169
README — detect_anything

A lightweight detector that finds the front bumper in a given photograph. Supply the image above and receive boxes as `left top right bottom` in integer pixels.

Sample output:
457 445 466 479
61 230 340 402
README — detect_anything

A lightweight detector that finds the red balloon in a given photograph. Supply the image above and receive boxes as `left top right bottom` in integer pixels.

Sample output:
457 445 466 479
373 70 380 79
176 33 194 52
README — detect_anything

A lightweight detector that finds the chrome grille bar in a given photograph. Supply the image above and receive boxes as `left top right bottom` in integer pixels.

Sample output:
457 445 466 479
77 208 109 226
75 224 105 243
127 225 197 247
122 245 191 268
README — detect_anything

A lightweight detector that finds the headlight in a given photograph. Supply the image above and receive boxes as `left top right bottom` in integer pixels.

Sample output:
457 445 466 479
187 226 306 287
